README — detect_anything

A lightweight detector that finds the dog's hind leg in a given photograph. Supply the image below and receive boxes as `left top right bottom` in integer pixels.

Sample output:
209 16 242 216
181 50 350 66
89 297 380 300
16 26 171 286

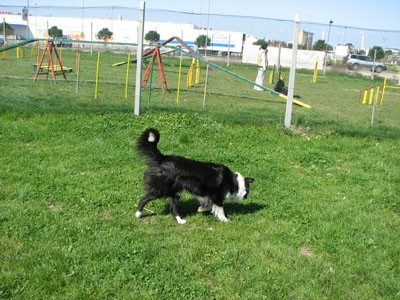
170 192 186 224
135 192 158 218
197 196 212 213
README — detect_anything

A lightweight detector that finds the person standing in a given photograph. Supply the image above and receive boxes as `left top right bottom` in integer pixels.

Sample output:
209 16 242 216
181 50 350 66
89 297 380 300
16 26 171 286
254 45 268 91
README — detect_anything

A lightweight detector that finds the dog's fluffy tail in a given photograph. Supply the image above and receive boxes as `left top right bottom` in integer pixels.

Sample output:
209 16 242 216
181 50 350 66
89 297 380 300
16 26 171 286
137 128 164 165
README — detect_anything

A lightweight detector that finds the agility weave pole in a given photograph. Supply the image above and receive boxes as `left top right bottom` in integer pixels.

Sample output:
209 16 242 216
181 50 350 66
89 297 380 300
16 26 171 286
359 81 386 126
359 82 384 106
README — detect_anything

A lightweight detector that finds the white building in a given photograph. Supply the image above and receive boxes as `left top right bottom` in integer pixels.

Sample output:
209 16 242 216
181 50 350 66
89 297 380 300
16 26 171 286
2 12 326 69
1 13 245 54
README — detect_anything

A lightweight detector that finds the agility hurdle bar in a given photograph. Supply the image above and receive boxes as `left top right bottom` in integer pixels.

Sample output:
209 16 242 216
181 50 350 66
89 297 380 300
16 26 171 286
381 77 400 104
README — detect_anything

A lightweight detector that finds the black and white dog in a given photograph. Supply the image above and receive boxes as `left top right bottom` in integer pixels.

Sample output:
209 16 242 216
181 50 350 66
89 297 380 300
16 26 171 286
274 75 301 98
135 128 254 224
274 78 289 95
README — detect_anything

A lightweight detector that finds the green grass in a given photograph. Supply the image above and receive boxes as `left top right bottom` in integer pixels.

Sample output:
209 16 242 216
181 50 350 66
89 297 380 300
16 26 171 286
1 47 400 299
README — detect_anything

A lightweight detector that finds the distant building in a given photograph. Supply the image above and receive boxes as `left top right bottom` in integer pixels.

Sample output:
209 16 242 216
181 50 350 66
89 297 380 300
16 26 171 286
298 30 314 49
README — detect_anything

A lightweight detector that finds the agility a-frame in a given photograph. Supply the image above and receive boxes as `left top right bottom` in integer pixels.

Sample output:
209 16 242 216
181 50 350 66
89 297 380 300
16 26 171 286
33 40 67 83
141 45 169 93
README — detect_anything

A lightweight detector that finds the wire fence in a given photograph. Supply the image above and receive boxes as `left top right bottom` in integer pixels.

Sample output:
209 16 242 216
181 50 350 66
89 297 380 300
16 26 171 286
1 5 399 54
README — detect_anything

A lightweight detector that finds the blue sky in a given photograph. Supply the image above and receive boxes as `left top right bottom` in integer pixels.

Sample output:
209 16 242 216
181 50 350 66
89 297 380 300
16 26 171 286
2 0 400 48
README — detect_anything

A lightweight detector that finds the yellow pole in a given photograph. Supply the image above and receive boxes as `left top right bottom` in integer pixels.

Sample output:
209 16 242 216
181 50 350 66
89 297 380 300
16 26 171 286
75 52 81 93
36 43 40 66
125 53 131 99
16 47 21 58
380 78 387 106
59 46 62 64
195 59 200 84
191 60 195 86
30 43 37 56
187 58 195 87
95 51 100 99
75 46 79 72
368 87 374 105
376 85 380 105
312 61 319 83
268 70 274 84
176 52 183 103
362 89 367 104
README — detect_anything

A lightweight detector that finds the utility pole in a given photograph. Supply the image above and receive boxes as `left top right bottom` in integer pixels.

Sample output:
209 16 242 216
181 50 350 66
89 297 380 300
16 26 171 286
323 20 333 75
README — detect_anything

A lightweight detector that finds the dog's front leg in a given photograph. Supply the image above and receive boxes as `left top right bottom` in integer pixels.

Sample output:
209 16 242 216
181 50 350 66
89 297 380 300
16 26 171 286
170 192 186 224
211 204 228 222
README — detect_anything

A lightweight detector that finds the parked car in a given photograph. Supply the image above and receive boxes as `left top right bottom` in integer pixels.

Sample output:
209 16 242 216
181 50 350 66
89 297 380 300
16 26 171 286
343 54 386 73
55 36 73 48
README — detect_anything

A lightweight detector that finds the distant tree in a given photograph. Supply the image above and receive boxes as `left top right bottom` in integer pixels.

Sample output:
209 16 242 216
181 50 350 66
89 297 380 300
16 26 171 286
48 26 63 39
144 30 160 43
97 27 113 42
368 46 385 60
312 39 333 51
0 22 13 35
312 40 325 51
384 49 393 56
195 34 211 48
253 38 269 49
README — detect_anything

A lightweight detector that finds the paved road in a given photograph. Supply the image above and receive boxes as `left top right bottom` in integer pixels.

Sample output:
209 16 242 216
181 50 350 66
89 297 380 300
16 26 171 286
343 67 400 82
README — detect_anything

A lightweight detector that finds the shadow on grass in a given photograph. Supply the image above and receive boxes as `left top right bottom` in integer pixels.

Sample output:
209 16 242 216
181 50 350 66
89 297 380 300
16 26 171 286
152 198 267 220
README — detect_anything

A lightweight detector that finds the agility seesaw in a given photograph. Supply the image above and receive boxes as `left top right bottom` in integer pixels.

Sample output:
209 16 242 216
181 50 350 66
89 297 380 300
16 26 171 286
0 38 41 53
112 36 199 67
171 46 311 109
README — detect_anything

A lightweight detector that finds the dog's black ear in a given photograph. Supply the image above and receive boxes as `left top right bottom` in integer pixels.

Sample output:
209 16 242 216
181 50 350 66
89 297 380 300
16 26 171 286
245 177 255 184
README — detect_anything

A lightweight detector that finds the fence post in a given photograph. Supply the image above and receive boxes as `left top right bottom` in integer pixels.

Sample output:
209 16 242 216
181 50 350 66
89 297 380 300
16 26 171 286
134 1 145 116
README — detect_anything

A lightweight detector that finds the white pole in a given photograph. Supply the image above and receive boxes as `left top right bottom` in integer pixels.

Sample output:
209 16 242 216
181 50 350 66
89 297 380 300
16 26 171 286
90 22 93 54
277 41 282 69
227 34 230 67
134 1 145 116
284 14 300 129
3 17 5 43
26 0 30 40
371 81 378 126
203 66 210 108
371 49 377 80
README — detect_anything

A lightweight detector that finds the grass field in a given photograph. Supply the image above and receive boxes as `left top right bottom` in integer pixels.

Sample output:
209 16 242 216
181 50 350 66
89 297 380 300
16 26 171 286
1 47 399 299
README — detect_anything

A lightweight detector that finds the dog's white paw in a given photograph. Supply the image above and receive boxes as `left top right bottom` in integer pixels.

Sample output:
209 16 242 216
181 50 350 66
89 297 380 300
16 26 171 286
212 204 229 222
175 216 187 224
219 216 229 222
135 211 142 219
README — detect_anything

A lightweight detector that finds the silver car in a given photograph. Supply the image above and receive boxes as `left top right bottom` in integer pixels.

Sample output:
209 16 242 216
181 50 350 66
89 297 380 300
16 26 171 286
344 54 386 73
